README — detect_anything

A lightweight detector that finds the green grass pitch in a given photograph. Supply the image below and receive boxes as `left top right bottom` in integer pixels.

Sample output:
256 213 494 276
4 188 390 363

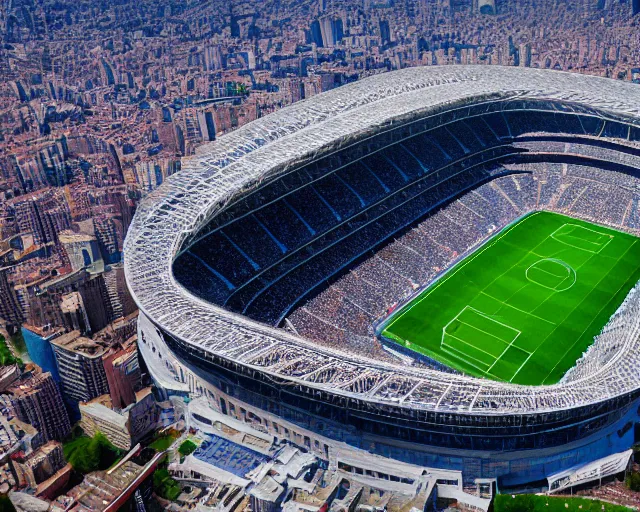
380 211 640 385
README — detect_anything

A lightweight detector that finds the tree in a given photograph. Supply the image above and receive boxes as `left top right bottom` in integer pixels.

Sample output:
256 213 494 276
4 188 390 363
0 336 21 367
178 440 197 457
627 471 640 492
64 432 121 474
153 468 181 501
0 495 16 512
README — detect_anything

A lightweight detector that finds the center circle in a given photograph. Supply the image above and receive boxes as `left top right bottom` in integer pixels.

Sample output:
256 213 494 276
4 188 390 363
525 258 576 292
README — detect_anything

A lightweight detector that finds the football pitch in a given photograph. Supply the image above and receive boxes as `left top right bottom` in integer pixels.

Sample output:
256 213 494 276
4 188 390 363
380 211 640 385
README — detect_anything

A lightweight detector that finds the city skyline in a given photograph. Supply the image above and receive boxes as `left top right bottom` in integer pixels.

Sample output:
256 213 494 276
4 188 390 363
1 1 640 511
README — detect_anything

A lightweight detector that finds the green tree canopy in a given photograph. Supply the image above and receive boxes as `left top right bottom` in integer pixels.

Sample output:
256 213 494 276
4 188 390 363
63 432 121 474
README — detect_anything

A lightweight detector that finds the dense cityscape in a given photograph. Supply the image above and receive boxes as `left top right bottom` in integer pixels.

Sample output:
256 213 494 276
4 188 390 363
2 1 640 511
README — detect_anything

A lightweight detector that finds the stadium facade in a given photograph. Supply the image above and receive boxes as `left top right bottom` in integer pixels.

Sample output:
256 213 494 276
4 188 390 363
125 66 640 496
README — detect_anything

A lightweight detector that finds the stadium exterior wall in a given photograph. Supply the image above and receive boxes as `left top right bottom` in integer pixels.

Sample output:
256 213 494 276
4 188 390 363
138 313 640 487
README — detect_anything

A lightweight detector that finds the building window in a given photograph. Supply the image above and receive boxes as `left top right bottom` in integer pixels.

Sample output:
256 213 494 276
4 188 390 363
192 413 212 426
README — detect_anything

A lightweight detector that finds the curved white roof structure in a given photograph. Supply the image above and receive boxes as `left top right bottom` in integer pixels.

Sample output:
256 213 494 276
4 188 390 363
125 66 640 416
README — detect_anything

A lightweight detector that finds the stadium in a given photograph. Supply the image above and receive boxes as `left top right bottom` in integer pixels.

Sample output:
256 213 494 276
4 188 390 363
125 66 640 497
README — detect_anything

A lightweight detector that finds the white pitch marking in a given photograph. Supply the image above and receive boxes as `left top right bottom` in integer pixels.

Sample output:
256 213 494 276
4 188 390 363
549 223 613 253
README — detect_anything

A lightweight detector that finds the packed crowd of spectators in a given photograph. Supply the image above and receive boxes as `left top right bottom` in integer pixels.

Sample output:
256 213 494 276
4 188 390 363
175 115 512 316
576 476 640 510
563 282 640 383
172 109 640 363
289 162 640 362
287 171 532 357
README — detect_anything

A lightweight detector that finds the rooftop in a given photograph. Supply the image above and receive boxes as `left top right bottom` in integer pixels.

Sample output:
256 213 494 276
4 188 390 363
80 395 129 428
124 66 640 415
58 231 97 244
7 370 54 398
50 331 111 358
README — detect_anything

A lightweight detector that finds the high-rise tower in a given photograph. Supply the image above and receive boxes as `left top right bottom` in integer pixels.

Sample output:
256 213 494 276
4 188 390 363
8 370 71 442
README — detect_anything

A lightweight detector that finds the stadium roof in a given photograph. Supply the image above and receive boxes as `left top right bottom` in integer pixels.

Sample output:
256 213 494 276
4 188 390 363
125 66 640 415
